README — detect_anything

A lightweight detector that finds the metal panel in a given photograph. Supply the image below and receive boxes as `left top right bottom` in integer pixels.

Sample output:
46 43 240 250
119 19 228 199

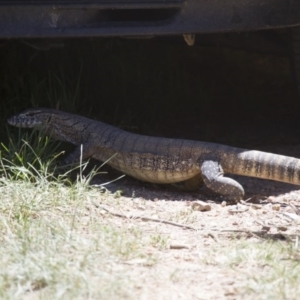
0 0 299 38
0 0 183 4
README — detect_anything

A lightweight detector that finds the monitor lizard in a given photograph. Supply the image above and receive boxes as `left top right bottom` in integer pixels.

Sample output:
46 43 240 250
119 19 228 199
7 108 300 202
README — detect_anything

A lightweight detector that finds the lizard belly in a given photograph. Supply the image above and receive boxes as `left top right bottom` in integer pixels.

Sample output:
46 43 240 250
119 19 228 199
119 166 201 184
107 154 200 184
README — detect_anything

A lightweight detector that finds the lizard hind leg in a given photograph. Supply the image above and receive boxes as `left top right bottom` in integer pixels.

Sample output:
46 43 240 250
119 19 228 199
171 174 204 191
200 160 244 202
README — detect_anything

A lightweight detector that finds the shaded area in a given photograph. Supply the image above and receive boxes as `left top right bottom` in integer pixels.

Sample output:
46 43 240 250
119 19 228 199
1 33 300 199
1 32 299 145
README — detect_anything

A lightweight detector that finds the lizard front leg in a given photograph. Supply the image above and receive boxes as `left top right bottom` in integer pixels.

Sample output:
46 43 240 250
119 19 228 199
200 160 244 202
63 143 95 166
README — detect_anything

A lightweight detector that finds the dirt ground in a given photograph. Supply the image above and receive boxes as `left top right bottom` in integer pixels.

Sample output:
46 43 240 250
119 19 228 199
90 142 300 299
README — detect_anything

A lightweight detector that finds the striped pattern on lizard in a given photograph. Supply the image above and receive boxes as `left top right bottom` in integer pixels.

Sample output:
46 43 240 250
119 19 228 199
7 108 300 202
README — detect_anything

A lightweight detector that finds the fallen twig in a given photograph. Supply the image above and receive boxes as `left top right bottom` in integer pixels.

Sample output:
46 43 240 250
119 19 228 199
91 200 297 239
91 200 198 230
289 203 300 215
207 232 220 243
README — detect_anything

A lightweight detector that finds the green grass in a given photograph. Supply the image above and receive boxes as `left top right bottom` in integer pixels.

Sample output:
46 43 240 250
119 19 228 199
1 131 62 181
0 134 299 299
0 179 147 299
0 134 158 299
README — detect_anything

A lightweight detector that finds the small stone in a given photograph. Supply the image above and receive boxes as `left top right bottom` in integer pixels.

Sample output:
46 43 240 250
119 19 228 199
272 204 281 211
267 196 276 203
262 225 271 231
170 244 190 249
228 204 248 213
251 204 262 210
137 205 146 210
277 226 287 231
192 201 211 212
133 198 141 204
221 201 227 207
264 203 272 210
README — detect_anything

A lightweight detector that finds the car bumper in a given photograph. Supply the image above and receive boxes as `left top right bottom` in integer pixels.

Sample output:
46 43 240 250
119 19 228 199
0 0 300 38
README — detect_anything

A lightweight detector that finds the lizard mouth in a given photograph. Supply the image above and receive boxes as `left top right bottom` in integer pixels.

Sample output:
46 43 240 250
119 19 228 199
7 116 36 128
7 116 17 126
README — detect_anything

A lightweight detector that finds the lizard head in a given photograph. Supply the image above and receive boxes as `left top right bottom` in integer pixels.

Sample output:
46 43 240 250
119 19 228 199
7 108 56 129
8 108 87 144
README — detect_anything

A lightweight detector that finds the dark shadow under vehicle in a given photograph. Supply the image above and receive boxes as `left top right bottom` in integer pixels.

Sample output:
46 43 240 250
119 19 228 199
1 0 300 97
